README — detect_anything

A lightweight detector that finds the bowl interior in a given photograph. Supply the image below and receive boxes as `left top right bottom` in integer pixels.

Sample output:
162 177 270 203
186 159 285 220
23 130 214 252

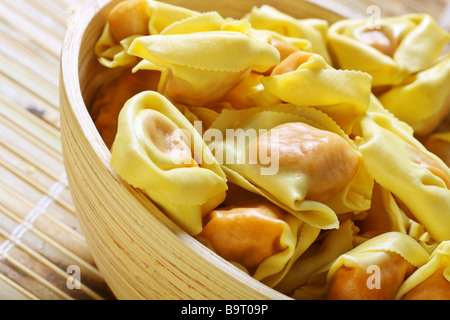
63 0 344 299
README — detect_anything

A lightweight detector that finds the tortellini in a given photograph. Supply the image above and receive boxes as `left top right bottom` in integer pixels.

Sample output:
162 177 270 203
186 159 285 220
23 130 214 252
90 69 161 149
245 5 331 64
274 219 358 299
91 1 450 300
326 232 430 300
110 91 228 235
207 104 373 230
129 31 280 106
95 0 199 68
357 110 450 242
377 54 450 135
196 201 320 287
328 14 450 88
328 14 450 136
397 241 450 300
260 52 372 134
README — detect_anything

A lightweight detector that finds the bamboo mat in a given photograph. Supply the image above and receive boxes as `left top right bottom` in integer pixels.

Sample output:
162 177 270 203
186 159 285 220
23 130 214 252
0 0 448 301
0 0 115 300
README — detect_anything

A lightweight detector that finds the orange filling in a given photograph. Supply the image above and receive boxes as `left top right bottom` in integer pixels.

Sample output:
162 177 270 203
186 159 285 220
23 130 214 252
424 137 450 169
409 145 450 188
327 251 416 300
356 27 396 57
269 38 301 62
108 0 150 43
142 110 198 168
199 202 289 271
403 265 450 300
271 51 314 76
252 122 361 202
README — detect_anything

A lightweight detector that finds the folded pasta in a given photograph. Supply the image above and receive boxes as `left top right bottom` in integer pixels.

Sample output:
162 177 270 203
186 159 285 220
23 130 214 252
357 111 450 242
94 0 146 68
91 0 450 300
110 91 228 235
396 241 450 300
328 14 450 88
245 5 331 64
260 52 373 134
355 182 409 237
377 54 450 135
95 0 200 68
275 219 358 299
208 104 374 230
90 69 161 149
129 31 280 107
326 232 430 300
197 201 320 287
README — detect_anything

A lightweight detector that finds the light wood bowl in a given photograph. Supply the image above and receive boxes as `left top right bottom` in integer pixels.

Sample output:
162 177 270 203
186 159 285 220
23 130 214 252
59 0 344 300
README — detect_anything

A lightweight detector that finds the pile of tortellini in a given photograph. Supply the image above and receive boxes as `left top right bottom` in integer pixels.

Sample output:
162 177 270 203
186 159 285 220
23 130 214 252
90 0 450 299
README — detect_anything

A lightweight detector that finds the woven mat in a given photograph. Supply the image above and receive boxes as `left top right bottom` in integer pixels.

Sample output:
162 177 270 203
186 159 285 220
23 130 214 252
0 0 448 300
0 0 114 300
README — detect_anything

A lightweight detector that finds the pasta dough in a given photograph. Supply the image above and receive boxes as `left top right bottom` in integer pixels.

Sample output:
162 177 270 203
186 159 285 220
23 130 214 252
208 104 373 230
110 91 228 235
197 201 320 287
90 69 161 149
357 110 450 242
91 1 450 300
129 31 280 106
397 241 450 300
378 54 450 135
260 52 372 134
326 232 429 300
328 14 450 88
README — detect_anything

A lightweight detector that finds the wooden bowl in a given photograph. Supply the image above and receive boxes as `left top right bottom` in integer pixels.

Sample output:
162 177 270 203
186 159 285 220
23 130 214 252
59 0 344 300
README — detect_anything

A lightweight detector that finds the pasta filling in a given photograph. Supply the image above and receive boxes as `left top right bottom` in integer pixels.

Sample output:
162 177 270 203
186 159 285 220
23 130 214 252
107 0 150 42
403 266 450 300
250 122 361 202
327 251 416 300
270 51 313 75
138 109 198 168
199 202 291 271
408 145 450 189
355 27 397 57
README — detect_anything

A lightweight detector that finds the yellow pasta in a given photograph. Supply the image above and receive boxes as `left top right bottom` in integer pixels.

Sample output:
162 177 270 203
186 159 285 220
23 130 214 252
91 1 450 300
95 0 200 68
90 69 161 149
424 131 450 167
129 31 280 107
357 111 450 242
260 52 373 134
196 201 320 287
110 91 228 235
245 5 331 64
328 14 450 88
396 241 450 300
326 232 430 300
378 54 450 135
208 104 373 230
275 219 358 299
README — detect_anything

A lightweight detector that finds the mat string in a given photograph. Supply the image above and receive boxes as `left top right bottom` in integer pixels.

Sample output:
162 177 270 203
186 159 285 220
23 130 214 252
0 172 68 260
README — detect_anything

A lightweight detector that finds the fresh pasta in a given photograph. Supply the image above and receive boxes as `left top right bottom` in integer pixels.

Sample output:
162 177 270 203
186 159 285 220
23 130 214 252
90 0 450 299
109 91 228 235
